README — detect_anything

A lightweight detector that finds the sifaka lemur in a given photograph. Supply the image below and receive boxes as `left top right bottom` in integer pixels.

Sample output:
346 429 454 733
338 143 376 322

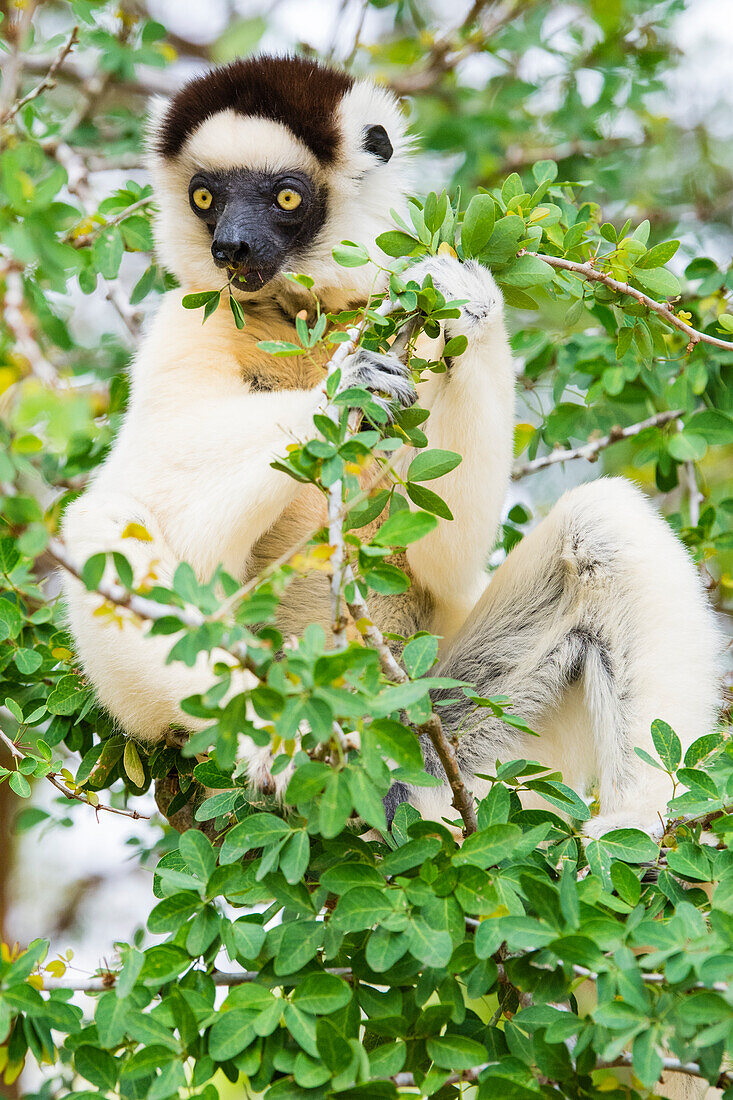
61 55 722 840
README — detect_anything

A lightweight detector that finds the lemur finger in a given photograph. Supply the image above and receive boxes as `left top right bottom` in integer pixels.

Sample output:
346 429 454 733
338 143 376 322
338 349 416 415
406 255 504 338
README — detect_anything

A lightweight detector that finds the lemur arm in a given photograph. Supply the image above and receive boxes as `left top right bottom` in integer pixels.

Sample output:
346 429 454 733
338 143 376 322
402 258 516 639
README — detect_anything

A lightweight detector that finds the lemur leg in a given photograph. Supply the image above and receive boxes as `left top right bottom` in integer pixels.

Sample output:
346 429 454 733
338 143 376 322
61 357 414 748
388 478 722 839
399 256 516 640
61 492 258 745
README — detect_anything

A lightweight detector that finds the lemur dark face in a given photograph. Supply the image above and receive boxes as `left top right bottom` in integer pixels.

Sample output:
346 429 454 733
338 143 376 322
149 55 407 297
187 167 327 292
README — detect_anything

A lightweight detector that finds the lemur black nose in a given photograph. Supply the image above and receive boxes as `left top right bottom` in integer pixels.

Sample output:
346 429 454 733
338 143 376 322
211 239 251 268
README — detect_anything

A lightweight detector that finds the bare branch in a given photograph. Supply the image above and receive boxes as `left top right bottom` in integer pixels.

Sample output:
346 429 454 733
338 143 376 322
0 25 79 124
345 577 478 835
42 965 352 992
390 0 521 96
511 408 684 479
526 250 733 353
2 265 60 388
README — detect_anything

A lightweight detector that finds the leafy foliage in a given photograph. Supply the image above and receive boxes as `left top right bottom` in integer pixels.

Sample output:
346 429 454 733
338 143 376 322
0 2 732 1099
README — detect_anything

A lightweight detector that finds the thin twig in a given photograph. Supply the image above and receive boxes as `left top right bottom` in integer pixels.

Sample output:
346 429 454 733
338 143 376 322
511 408 684 479
0 726 147 821
526 251 733 353
345 578 478 834
0 0 38 118
0 26 79 124
41 965 352 992
322 297 395 647
2 265 60 387
68 196 155 249
391 0 520 96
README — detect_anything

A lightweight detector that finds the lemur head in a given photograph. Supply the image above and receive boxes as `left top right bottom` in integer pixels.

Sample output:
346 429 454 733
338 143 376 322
148 55 410 303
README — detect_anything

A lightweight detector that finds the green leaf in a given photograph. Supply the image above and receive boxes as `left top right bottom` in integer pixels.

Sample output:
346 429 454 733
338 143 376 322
292 973 352 1015
334 886 394 931
229 918 266 959
633 267 680 298
636 240 679 269
461 194 495 258
453 824 521 868
318 772 353 839
685 410 733 445
376 231 421 258
123 740 145 787
220 813 291 863
230 295 246 329
632 1028 664 1088
9 772 31 798
592 828 659 863
406 482 454 519
74 1045 118 1091
92 226 124 279
668 431 707 462
182 290 220 309
14 648 42 674
46 674 88 716
366 927 409 972
408 919 453 967
179 829 217 882
373 509 437 546
347 768 387 832
280 831 310 885
667 841 711 881
427 1034 487 1070
316 1017 352 1071
482 215 525 263
498 254 554 288
274 921 322 975
402 634 439 678
407 448 462 482
208 1008 255 1061
333 241 371 266
651 718 682 771
147 892 201 934
120 214 153 252
370 719 423 770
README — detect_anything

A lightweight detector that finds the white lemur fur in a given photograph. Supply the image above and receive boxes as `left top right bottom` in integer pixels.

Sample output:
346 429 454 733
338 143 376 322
61 55 722 841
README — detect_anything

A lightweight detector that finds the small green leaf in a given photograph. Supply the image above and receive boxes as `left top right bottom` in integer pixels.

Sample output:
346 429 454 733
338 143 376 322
373 509 437 546
407 448 462 482
651 718 682 771
461 194 495 258
123 741 145 787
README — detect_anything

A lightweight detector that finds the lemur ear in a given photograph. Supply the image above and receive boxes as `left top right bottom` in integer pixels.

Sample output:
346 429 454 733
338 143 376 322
363 124 393 162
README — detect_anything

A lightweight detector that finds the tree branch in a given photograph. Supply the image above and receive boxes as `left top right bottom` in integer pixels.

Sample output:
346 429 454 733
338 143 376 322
526 250 733 353
41 965 352 992
0 726 148 821
511 408 684 479
0 25 79 124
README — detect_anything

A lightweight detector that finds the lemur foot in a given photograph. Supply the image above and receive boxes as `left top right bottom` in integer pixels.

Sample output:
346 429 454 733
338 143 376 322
338 348 416 418
583 811 666 843
406 255 504 338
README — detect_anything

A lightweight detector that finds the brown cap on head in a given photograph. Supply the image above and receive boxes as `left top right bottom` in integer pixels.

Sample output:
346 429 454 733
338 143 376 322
155 54 355 165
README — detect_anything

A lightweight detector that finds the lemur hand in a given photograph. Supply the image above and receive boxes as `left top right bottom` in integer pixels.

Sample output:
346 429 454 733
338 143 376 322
338 348 416 419
406 255 504 340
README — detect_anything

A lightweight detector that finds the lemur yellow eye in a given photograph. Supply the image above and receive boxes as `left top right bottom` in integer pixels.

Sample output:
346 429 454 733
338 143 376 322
277 188 302 210
192 187 212 210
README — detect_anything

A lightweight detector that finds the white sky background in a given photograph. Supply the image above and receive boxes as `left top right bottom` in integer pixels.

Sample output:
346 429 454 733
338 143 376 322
10 3 733 1074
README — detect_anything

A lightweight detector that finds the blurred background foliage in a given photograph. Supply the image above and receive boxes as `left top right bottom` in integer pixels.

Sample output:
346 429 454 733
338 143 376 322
1 0 733 1094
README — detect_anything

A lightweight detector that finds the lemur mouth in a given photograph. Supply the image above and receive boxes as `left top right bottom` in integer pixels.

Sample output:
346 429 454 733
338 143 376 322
229 265 272 292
